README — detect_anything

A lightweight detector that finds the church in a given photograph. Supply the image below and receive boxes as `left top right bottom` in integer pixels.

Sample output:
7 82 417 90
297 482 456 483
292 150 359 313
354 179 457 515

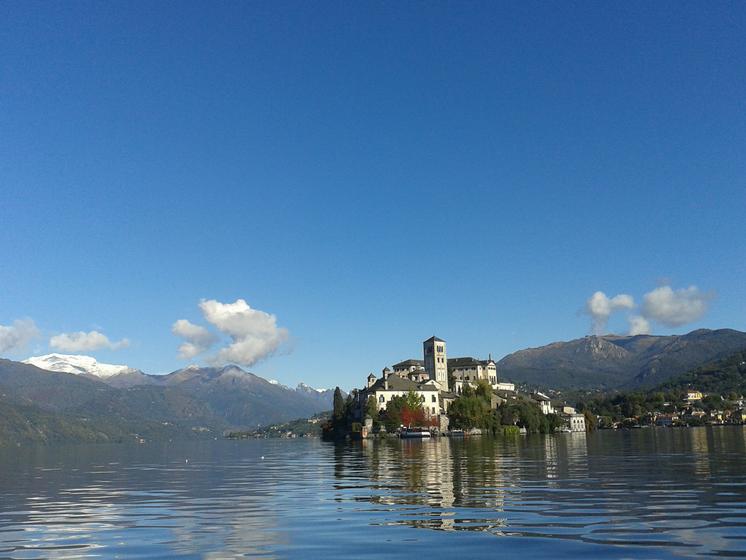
353 336 515 429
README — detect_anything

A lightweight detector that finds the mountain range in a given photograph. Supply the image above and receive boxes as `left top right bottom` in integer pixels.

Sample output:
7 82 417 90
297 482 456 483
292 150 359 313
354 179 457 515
3 327 745 445
0 355 339 446
496 328 746 390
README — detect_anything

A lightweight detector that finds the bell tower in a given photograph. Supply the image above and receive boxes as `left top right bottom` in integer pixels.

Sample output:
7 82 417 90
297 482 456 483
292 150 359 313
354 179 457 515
423 336 448 390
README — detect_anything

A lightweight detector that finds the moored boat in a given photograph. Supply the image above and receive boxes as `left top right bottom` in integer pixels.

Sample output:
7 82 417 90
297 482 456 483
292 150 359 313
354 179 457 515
399 428 432 438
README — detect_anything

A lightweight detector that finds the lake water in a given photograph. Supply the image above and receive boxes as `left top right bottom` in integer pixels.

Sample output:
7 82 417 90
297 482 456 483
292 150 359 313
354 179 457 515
1 427 746 559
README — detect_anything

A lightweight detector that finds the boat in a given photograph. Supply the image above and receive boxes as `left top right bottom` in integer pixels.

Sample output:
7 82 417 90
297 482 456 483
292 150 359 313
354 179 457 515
399 428 432 438
448 429 465 437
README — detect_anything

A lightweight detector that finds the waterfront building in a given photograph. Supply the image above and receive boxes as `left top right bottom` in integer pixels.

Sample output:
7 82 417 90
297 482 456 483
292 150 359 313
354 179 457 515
567 413 586 432
533 392 554 415
391 337 514 394
365 370 444 417
356 335 513 431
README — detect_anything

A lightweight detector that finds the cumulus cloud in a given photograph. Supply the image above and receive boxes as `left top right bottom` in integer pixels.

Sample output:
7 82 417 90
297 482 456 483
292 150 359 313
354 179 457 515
173 299 289 367
49 330 130 352
584 283 714 336
628 315 651 336
0 318 40 354
641 285 713 327
172 319 216 359
585 291 635 334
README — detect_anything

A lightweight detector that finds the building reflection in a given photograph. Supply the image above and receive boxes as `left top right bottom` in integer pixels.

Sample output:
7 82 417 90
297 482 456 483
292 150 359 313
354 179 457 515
688 427 711 477
352 437 509 533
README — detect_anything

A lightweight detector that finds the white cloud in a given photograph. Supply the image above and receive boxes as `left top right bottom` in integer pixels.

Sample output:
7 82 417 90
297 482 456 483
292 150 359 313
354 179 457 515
172 319 216 359
641 285 713 327
200 299 288 366
49 330 130 352
0 318 40 354
628 315 651 336
585 291 635 334
173 299 289 367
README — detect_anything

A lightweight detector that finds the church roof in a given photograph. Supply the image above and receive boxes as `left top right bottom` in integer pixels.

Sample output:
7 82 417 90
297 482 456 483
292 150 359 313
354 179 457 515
448 357 496 368
424 336 445 343
367 375 439 392
448 357 479 368
392 359 424 368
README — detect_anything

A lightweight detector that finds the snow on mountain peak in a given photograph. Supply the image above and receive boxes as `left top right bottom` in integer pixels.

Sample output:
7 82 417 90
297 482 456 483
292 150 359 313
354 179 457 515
296 382 329 393
23 353 135 378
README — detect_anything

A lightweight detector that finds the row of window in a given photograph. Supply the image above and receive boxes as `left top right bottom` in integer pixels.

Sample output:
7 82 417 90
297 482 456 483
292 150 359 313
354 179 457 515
378 394 437 403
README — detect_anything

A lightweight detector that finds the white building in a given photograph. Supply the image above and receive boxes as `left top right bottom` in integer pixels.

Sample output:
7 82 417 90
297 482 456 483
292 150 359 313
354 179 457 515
391 360 429 382
533 392 554 415
448 357 497 386
388 337 514 394
356 335 514 428
363 370 447 418
567 413 586 432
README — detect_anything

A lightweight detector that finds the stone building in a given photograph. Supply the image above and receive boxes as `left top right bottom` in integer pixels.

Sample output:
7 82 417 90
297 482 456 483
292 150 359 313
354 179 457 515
363 369 447 418
423 336 449 391
354 336 516 431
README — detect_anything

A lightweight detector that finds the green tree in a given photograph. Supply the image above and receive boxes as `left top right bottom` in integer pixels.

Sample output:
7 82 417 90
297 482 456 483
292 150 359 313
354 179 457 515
365 396 379 423
322 387 351 440
332 387 345 422
583 409 597 431
546 413 565 433
475 380 492 401
404 390 423 411
447 384 501 432
381 395 406 432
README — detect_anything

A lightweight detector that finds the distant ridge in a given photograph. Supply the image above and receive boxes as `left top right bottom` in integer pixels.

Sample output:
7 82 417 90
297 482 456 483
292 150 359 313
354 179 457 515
0 358 337 445
497 328 746 390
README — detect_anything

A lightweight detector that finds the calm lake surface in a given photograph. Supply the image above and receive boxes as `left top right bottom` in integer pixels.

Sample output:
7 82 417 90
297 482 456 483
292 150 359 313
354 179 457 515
1 428 746 559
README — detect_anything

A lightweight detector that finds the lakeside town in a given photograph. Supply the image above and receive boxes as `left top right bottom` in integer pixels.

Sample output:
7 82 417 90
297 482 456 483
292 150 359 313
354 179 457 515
261 335 746 441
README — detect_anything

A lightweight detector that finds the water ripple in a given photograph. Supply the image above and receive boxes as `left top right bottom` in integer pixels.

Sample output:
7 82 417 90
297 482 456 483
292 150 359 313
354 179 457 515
0 427 745 558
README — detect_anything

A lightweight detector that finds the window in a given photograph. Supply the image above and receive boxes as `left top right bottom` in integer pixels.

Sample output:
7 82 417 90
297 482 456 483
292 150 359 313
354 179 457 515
431 395 437 402
379 395 385 403
432 407 436 414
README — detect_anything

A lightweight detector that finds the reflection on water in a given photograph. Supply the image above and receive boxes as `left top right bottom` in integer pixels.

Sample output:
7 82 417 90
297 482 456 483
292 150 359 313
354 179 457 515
1 428 745 558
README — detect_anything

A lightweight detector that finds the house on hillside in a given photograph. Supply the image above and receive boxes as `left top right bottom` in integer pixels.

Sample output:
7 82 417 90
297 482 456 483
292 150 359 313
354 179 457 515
533 392 554 415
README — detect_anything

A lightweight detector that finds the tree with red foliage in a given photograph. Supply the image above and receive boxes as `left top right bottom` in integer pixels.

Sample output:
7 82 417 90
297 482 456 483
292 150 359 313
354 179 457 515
401 391 427 427
401 405 426 428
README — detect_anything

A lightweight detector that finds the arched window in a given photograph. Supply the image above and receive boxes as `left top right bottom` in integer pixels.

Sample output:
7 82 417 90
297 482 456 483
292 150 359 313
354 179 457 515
379 395 385 403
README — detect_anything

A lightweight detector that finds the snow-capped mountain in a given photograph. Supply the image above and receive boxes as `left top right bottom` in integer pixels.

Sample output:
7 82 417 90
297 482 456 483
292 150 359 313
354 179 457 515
23 353 138 379
296 382 329 394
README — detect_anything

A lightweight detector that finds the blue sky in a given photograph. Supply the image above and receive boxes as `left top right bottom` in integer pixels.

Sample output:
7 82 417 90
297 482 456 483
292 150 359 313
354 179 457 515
2 1 745 389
